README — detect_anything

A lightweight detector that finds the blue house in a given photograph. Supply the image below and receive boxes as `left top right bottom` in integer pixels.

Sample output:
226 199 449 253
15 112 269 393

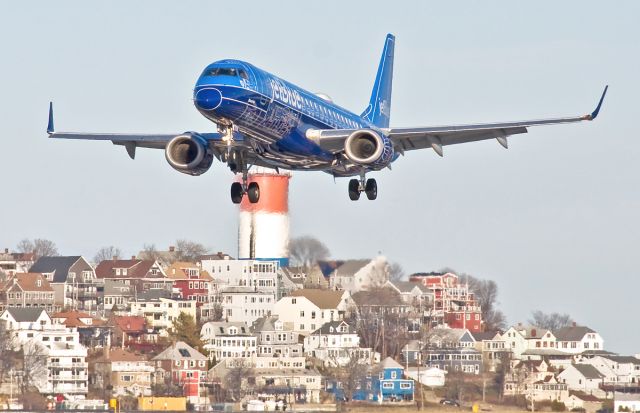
326 357 414 402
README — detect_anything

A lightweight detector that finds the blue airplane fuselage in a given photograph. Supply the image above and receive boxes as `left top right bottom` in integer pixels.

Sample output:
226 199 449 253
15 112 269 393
193 59 380 173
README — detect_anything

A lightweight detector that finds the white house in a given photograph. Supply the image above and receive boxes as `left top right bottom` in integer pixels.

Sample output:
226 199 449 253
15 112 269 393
554 325 604 354
328 257 389 293
200 258 281 299
304 320 376 366
405 366 446 387
272 289 352 334
502 325 558 360
614 393 640 413
577 355 640 384
219 286 275 324
252 315 303 358
129 290 196 335
557 364 606 397
200 321 256 361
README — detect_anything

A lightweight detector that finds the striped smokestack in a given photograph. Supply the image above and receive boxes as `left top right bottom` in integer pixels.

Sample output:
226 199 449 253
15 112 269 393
238 169 290 266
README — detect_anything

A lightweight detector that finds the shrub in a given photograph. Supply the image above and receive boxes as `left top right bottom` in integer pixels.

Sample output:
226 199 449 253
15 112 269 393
551 400 567 412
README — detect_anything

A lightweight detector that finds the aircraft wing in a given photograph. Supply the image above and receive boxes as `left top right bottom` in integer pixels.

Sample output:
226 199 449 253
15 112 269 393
46 103 224 159
309 86 608 157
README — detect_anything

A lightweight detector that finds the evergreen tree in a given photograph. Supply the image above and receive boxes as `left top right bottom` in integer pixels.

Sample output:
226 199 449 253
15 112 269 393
170 313 204 352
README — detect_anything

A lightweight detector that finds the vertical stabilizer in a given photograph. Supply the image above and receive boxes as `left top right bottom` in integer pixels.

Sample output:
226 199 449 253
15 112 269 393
361 34 395 128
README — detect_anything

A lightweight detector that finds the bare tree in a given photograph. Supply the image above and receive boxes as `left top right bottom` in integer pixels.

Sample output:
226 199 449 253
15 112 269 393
528 311 574 331
0 323 16 385
174 239 209 262
16 238 59 260
289 236 330 271
325 353 370 402
93 246 122 263
19 341 47 396
388 262 405 282
139 244 160 261
224 360 255 401
461 274 507 331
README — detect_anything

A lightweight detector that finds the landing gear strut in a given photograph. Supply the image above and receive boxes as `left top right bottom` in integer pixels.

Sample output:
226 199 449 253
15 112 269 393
228 152 260 204
348 172 377 201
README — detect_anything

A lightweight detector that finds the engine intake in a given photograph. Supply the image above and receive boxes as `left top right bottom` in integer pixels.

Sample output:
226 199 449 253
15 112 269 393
344 129 393 167
165 133 213 176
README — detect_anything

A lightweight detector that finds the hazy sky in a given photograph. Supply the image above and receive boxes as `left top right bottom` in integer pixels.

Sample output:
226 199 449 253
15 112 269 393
1 2 638 353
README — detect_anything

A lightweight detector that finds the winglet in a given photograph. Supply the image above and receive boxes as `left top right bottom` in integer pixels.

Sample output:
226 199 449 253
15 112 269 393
47 102 55 134
585 85 608 120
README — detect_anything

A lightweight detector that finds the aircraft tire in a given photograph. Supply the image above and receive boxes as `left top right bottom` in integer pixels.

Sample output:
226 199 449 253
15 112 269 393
231 182 244 204
365 178 377 200
348 179 360 201
247 182 260 203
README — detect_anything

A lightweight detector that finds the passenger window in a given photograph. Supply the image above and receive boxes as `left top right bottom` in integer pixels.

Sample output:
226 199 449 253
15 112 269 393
239 70 249 80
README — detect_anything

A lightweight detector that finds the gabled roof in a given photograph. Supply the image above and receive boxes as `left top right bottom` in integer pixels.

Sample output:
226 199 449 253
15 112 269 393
252 315 280 333
95 259 159 279
572 364 605 379
569 391 600 402
52 310 105 327
605 355 640 365
30 256 82 283
331 260 371 277
6 273 53 292
379 357 403 370
388 281 429 294
288 289 346 309
112 315 147 333
352 287 403 306
4 307 48 322
509 325 551 339
471 331 501 341
202 321 250 336
310 320 355 335
554 326 596 341
153 341 207 361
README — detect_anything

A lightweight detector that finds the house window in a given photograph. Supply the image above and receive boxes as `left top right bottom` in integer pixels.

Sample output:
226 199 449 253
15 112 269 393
121 375 133 382
391 371 397 379
382 383 394 389
292 299 296 304
400 383 412 389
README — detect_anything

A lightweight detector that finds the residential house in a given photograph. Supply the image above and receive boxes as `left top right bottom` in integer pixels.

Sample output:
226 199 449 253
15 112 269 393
252 315 303 359
577 355 640 388
1 307 89 397
166 261 213 307
30 256 97 311
200 258 282 299
94 348 155 397
111 315 157 349
326 357 414 402
0 272 56 312
152 341 208 403
557 364 606 397
328 257 389 293
0 248 35 276
472 331 512 372
304 320 376 367
95 258 170 295
102 281 134 312
422 328 483 375
272 289 352 334
351 287 412 322
554 325 604 354
565 392 601 412
504 359 569 402
52 310 111 348
200 321 256 361
129 290 197 335
219 286 276 324
409 272 482 332
502 324 558 360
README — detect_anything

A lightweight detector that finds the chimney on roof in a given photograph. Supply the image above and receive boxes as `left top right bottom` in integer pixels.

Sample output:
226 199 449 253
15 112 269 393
169 246 175 252
112 256 117 261
132 256 136 260
531 329 537 337
4 248 8 254
572 322 577 327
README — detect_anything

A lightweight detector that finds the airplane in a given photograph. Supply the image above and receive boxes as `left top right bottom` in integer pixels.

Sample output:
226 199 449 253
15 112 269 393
47 34 607 203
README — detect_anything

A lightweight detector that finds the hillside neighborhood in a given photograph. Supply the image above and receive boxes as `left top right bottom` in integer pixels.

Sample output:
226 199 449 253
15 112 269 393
0 246 638 412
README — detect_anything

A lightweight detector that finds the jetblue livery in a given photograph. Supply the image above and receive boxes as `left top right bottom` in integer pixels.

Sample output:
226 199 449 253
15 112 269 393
47 34 607 203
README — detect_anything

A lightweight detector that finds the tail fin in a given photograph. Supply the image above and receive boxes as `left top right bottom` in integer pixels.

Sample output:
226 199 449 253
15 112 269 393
361 33 395 128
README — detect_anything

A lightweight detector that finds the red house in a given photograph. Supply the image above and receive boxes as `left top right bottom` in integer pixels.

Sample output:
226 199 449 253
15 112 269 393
152 341 208 403
409 272 483 332
166 262 213 307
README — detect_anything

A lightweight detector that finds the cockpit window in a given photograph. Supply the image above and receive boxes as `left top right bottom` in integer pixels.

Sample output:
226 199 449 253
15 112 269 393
205 67 238 77
203 66 250 80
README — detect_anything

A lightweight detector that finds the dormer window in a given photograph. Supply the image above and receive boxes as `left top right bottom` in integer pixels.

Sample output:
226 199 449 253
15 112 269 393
36 279 42 287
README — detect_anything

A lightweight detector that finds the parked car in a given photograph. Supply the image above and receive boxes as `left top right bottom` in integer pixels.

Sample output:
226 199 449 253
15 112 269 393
440 399 461 407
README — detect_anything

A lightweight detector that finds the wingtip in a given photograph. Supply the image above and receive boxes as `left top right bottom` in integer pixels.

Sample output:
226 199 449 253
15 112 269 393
47 101 54 134
587 85 608 120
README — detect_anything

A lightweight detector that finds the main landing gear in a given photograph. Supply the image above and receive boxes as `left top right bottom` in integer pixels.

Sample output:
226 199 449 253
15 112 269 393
348 172 377 201
230 173 260 204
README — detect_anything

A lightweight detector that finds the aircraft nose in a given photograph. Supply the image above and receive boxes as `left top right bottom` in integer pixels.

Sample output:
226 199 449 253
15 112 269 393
194 87 222 111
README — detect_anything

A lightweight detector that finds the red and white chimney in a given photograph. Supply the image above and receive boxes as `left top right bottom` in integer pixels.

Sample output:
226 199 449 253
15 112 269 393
238 169 290 266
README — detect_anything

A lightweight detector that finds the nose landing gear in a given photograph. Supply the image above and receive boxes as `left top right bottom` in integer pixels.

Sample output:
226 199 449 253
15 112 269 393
348 172 377 201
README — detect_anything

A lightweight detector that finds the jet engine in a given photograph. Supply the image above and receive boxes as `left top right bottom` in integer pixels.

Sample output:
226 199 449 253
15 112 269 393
344 129 394 168
165 133 213 176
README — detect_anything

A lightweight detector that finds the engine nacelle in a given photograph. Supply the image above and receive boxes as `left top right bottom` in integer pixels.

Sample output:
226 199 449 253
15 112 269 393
344 129 394 168
165 133 213 176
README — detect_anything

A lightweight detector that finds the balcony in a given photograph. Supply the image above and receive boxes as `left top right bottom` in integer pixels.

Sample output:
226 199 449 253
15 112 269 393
49 362 88 368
